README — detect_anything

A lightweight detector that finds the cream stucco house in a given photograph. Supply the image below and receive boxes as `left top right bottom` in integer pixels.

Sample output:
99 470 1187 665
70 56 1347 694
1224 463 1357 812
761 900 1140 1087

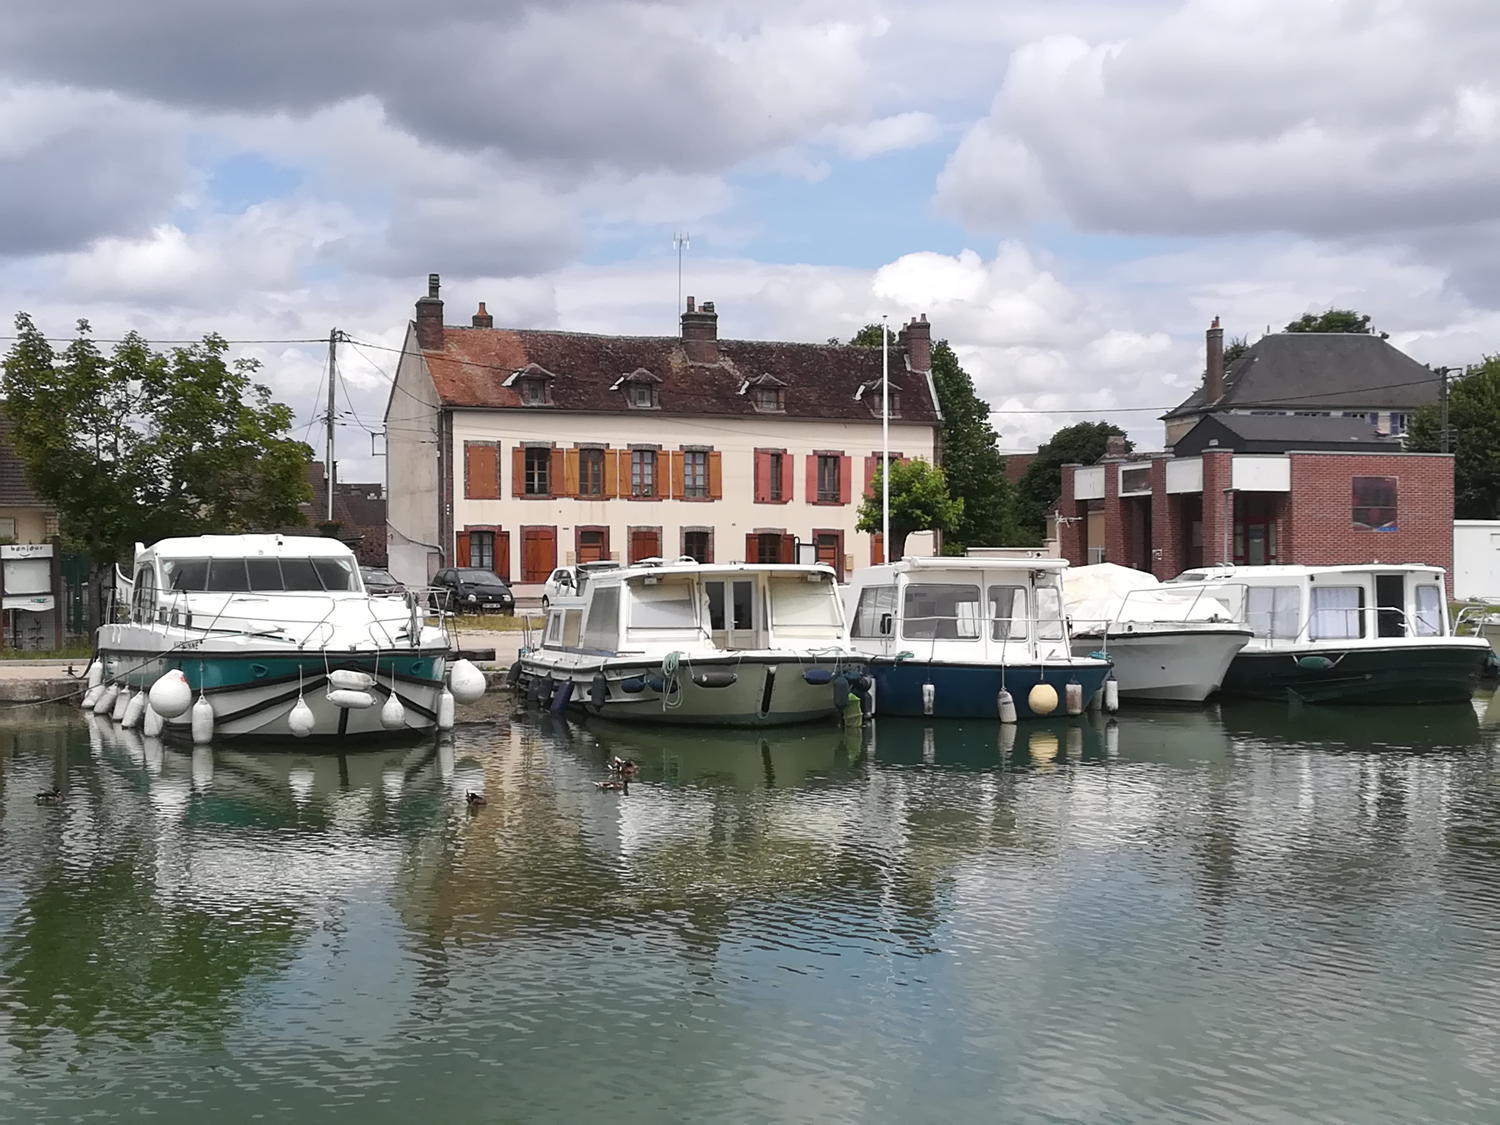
384 276 942 589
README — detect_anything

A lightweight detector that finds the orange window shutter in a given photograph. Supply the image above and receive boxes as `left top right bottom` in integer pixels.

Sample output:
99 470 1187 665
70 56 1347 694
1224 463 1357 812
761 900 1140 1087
550 448 565 497
603 448 619 497
838 455 852 505
744 533 757 563
753 451 768 503
511 446 526 497
456 531 471 567
465 442 501 500
805 454 818 501
670 450 685 499
563 449 580 496
707 451 722 500
780 534 795 563
872 532 884 566
781 452 795 503
864 455 878 499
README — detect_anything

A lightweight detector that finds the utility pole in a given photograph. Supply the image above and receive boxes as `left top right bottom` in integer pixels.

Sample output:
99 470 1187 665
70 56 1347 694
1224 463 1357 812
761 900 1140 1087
326 328 338 522
1438 365 1451 454
881 314 890 562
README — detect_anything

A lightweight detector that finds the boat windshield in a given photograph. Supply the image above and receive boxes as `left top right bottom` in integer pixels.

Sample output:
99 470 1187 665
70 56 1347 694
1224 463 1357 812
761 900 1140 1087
161 556 359 593
768 575 841 629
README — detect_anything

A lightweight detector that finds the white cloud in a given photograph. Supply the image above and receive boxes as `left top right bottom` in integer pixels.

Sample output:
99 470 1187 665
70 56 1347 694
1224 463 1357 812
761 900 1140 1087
833 112 943 158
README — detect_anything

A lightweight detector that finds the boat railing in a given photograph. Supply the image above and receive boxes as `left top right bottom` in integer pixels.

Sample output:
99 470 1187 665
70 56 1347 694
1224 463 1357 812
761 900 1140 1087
1454 602 1500 637
860 609 1084 662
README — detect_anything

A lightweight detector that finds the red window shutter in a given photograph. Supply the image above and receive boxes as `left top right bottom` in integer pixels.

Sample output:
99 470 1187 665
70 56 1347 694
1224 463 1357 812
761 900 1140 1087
549 449 565 497
781 452 795 503
465 442 501 500
754 451 769 503
805 454 818 502
744 533 756 563
871 532 884 566
511 447 525 497
497 531 511 582
456 531 471 567
838 455 852 505
781 534 795 563
864 455 878 499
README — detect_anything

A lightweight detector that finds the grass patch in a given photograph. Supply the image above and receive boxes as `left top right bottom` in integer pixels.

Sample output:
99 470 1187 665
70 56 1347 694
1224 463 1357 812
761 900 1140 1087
447 613 543 633
0 641 95 661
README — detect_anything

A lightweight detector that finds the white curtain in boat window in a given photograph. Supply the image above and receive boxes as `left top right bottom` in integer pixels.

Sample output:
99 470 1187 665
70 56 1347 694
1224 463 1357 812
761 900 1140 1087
1414 585 1443 636
1310 586 1363 640
1246 586 1301 639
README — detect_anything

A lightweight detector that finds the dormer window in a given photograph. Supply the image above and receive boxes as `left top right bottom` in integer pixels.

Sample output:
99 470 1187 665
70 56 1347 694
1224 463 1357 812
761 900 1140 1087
618 367 662 410
628 383 657 409
505 362 556 406
753 386 784 412
519 378 546 406
857 380 902 418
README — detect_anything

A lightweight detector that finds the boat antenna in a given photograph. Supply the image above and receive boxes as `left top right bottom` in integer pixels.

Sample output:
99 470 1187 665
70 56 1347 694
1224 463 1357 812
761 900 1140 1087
881 314 890 561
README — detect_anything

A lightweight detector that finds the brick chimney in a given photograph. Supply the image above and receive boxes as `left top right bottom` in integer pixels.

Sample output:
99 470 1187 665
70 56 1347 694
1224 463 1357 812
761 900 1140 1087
1205 315 1224 404
415 273 444 350
904 313 931 372
680 296 719 363
1104 434 1129 459
472 301 493 328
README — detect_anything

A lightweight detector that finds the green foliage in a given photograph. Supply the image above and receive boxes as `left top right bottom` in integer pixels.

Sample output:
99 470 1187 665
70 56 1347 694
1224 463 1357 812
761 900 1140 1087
1223 335 1250 367
850 325 1017 550
1014 421 1130 543
2 314 312 567
1407 356 1500 518
1284 308 1386 337
857 458 963 560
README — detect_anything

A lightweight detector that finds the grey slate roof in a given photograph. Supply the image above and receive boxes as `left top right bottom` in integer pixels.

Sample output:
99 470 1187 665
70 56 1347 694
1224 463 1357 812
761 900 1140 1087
1165 333 1440 419
0 415 44 508
1170 412 1404 456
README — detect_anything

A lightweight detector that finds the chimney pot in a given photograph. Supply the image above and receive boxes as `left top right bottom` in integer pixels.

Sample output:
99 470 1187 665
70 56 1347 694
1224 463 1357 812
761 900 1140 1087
415 273 445 350
472 301 493 329
903 313 932 372
680 296 719 363
1205 316 1225 405
686 296 695 312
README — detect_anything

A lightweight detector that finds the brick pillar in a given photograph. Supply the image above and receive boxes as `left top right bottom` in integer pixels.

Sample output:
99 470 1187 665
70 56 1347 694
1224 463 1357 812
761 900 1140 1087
1103 460 1126 564
1201 451 1232 566
1149 455 1183 579
1058 465 1084 564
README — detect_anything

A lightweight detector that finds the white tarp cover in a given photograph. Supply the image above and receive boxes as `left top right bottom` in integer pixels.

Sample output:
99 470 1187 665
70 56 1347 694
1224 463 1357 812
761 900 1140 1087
1064 563 1240 632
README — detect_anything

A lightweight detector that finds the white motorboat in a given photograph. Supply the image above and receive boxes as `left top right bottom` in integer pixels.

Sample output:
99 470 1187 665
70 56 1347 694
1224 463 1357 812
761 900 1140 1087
1171 563 1489 704
519 558 864 726
1064 563 1253 704
90 534 485 740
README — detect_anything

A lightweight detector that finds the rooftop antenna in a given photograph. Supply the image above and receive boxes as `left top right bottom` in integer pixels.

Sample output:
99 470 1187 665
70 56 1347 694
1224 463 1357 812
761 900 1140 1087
673 231 690 333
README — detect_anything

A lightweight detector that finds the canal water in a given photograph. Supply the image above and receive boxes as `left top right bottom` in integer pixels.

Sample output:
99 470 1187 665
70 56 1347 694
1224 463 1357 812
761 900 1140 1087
4 698 1500 1124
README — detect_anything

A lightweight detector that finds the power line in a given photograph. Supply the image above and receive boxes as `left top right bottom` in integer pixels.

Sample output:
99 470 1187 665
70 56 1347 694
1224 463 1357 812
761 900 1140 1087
0 335 327 345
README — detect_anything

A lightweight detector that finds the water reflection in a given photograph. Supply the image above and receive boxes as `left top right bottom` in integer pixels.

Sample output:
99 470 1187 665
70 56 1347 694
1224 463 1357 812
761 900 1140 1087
0 707 1497 1123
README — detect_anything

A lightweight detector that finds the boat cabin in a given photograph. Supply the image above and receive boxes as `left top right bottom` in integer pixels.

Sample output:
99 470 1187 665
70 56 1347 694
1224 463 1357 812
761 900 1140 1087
843 557 1075 662
1171 564 1450 645
540 561 845 655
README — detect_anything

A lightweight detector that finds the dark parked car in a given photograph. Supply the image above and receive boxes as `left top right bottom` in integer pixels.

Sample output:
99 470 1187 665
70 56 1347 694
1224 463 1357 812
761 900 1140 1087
361 566 406 595
429 567 515 615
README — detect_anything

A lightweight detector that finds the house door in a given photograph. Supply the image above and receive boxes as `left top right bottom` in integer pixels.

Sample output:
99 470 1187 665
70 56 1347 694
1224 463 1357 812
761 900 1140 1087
629 528 661 563
1375 573 1406 638
577 527 608 564
520 527 557 583
705 578 761 650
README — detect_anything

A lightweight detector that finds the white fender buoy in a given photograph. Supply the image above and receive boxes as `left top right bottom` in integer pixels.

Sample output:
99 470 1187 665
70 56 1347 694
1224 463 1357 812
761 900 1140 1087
328 669 375 691
81 685 101 712
87 662 104 689
327 688 374 710
123 690 147 730
921 682 935 717
437 687 455 731
1104 678 1119 713
447 659 486 705
997 689 1017 724
288 697 315 738
143 703 164 738
191 694 215 744
1064 682 1084 716
1028 682 1059 717
148 670 193 719
111 686 132 723
380 689 406 730
94 683 118 715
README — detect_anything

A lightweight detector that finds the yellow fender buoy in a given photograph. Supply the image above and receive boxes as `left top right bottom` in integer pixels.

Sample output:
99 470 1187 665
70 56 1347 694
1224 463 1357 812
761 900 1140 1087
1028 682 1059 716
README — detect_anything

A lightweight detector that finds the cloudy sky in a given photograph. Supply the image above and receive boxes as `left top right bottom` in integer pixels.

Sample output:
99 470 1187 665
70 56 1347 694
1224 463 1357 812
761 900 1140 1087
3 0 1498 480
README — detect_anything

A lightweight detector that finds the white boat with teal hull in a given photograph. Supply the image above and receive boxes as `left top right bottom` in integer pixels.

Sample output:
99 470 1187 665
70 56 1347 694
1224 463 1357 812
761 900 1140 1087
88 535 486 740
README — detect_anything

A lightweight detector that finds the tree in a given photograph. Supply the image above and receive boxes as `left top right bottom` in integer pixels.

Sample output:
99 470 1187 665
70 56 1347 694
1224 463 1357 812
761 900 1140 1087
849 325 1018 550
1406 356 1500 518
1284 308 1387 337
2 314 312 569
857 459 963 560
1223 334 1250 367
1014 421 1130 543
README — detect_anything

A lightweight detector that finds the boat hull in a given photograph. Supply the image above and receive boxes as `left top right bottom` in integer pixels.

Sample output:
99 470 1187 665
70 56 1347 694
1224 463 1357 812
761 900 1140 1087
862 658 1112 720
1071 627 1252 704
519 653 854 727
1217 641 1490 704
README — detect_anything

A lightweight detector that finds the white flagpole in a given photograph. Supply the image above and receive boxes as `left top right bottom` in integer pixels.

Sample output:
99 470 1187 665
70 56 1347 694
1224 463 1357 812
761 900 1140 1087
881 314 890 563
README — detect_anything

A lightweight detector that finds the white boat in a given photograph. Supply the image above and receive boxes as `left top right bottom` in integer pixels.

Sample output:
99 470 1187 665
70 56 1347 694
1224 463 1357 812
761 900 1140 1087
1064 563 1253 704
91 534 484 739
519 558 864 726
843 557 1111 719
1170 563 1489 704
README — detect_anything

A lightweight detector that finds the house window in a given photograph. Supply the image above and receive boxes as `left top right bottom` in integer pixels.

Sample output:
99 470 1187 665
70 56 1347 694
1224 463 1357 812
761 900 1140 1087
524 447 551 496
519 378 546 405
631 450 657 497
1353 476 1397 531
578 528 608 563
756 533 784 564
1389 412 1408 436
578 449 605 497
627 383 658 409
768 452 783 501
683 529 712 563
816 455 841 503
470 531 496 571
684 451 708 498
1120 466 1150 492
0 518 15 540
752 386 784 412
814 532 841 576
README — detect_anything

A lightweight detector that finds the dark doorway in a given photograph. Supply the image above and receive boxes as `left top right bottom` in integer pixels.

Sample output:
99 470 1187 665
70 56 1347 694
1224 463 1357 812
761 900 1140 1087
1375 574 1406 637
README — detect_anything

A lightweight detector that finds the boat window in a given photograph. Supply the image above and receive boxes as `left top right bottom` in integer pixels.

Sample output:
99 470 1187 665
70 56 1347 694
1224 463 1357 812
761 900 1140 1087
279 558 321 590
311 557 357 591
902 583 981 640
768 575 841 629
582 585 620 650
630 578 698 630
544 611 565 647
206 558 250 591
1035 585 1064 640
1309 586 1364 639
562 609 583 648
732 580 755 631
159 555 358 592
850 586 897 638
1246 586 1300 639
246 558 285 591
706 582 726 631
1414 585 1443 636
988 586 1028 640
163 559 207 591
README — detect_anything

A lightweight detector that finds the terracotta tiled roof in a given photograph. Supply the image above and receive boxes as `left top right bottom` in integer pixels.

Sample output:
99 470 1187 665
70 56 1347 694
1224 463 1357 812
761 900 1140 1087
420 327 941 424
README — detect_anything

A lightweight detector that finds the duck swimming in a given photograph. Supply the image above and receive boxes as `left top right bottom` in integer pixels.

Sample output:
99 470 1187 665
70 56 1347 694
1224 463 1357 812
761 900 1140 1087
466 791 487 807
595 779 629 793
607 757 639 777
34 787 60 804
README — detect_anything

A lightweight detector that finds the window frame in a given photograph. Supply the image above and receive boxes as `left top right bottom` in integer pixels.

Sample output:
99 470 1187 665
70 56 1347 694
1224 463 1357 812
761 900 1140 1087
630 449 657 498
816 454 841 504
577 447 606 498
1352 475 1398 531
469 530 497 571
523 447 551 497
683 450 708 499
